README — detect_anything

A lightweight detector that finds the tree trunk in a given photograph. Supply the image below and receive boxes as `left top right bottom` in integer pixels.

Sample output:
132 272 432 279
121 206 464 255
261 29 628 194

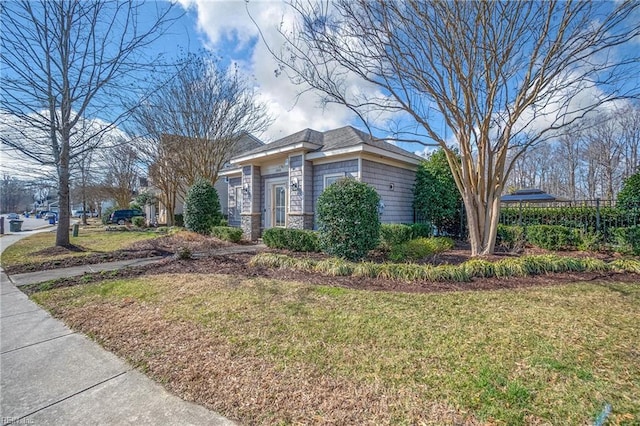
56 142 71 246
461 190 502 256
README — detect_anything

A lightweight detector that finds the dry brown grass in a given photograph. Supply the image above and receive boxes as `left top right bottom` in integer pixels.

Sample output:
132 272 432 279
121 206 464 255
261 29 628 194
54 299 477 425
33 274 640 425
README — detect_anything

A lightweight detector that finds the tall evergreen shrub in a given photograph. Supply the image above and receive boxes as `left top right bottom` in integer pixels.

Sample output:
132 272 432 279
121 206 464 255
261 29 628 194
413 148 462 236
184 178 221 234
617 172 640 211
316 179 380 260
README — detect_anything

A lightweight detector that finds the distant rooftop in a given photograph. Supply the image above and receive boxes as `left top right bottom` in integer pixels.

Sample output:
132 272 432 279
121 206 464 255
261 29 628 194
501 188 560 203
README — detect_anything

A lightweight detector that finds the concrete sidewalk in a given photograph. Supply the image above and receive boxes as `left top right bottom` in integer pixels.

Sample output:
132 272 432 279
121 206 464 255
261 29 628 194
0 232 236 425
9 257 166 287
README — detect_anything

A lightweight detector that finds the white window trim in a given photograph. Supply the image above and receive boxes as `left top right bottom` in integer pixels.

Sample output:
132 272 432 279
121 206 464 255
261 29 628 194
323 172 347 189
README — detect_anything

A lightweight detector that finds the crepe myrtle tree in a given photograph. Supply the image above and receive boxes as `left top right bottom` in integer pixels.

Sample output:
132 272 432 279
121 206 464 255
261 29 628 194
264 0 640 255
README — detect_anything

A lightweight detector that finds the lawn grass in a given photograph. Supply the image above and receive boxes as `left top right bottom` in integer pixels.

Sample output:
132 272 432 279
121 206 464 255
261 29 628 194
32 277 640 425
0 227 159 268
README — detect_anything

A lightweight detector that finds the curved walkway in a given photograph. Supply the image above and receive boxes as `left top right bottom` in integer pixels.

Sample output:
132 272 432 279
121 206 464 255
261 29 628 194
0 228 236 425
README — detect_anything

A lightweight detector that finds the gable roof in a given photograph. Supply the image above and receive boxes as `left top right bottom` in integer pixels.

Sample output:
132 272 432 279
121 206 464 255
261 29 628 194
231 126 423 165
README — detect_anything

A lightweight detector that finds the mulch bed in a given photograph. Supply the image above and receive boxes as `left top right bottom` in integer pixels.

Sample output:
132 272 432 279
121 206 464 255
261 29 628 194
19 246 640 296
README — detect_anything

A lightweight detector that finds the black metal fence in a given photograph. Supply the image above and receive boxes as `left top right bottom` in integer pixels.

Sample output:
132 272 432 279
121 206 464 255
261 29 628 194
416 199 640 241
499 199 640 240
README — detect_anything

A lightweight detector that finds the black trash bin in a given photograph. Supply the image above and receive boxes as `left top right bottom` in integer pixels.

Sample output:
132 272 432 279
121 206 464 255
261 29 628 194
9 220 23 232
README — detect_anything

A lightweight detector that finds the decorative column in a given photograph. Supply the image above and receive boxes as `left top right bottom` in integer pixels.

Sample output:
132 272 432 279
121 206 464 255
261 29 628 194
240 165 261 240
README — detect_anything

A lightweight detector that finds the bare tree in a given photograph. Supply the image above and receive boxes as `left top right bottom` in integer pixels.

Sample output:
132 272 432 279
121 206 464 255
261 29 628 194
1 0 176 246
586 112 625 200
102 143 140 209
555 126 585 200
619 103 640 179
265 1 640 255
0 175 30 213
71 149 97 225
133 52 271 186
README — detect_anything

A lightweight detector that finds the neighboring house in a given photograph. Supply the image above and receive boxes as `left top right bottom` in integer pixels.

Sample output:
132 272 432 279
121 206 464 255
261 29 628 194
222 126 422 240
148 133 264 225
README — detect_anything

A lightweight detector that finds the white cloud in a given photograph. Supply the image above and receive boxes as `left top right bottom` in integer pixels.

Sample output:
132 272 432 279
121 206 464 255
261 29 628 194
178 0 358 142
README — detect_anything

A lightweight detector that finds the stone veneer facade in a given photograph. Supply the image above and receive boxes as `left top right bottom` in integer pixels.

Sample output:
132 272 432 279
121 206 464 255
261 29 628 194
287 212 314 230
241 213 261 241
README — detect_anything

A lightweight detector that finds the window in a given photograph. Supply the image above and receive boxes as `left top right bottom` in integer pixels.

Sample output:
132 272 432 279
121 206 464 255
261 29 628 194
232 186 242 222
323 172 346 189
274 184 286 227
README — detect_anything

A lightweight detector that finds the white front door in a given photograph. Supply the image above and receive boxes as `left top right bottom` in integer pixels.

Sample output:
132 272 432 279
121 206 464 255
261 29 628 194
265 179 287 228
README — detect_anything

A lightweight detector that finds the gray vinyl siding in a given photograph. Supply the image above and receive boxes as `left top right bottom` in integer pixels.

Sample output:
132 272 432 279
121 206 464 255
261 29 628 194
304 160 313 212
289 155 303 213
227 177 242 227
361 159 416 224
242 165 261 215
312 160 359 212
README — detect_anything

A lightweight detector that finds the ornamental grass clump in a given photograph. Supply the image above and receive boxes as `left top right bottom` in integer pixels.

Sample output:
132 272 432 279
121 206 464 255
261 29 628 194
316 179 380 261
431 264 470 282
249 253 292 268
314 258 354 276
610 258 640 274
462 259 495 278
493 258 529 278
352 261 381 278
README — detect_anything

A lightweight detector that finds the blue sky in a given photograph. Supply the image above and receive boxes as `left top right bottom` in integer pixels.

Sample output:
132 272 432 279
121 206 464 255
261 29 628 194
2 0 638 180
161 0 640 153
160 0 364 144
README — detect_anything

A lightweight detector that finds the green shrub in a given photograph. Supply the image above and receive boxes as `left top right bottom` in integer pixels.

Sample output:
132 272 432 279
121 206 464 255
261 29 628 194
413 148 462 236
316 179 380 261
379 224 414 249
101 207 116 225
576 230 603 251
132 216 145 228
410 223 433 239
496 225 525 252
183 178 221 234
612 225 640 255
526 225 580 250
211 226 243 243
390 237 454 262
174 214 184 227
262 228 321 252
617 172 640 211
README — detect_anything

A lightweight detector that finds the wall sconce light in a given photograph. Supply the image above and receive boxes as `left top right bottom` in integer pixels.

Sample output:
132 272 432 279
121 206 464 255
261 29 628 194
290 177 299 191
242 183 250 195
